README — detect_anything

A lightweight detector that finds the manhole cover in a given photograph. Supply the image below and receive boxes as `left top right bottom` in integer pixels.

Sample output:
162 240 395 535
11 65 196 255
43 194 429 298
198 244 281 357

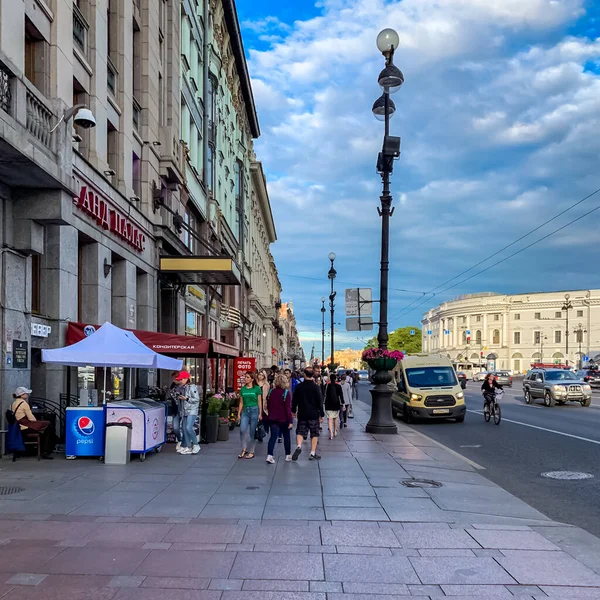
541 471 594 480
402 479 443 489
246 486 260 490
0 487 24 496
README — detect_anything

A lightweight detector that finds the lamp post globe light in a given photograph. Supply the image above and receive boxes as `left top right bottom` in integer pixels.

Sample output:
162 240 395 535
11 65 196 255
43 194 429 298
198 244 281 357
328 254 337 369
366 28 404 435
574 323 587 369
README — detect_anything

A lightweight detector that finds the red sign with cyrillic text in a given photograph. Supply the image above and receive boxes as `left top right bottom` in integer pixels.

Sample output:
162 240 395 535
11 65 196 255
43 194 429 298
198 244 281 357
234 357 257 391
72 172 147 252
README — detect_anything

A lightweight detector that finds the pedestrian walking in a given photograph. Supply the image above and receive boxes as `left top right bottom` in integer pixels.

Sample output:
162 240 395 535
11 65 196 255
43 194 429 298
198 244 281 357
265 373 293 464
168 371 183 451
237 371 263 459
291 367 324 461
257 369 271 438
340 374 352 428
324 373 344 439
173 371 200 455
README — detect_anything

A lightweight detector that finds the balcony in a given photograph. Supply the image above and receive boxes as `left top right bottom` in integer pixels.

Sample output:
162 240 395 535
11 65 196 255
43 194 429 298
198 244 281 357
72 4 89 56
220 304 242 328
0 62 11 114
25 86 54 150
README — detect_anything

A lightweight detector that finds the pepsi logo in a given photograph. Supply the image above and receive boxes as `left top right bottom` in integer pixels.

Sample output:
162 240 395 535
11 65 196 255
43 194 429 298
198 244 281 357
83 325 96 337
76 416 95 436
152 418 159 440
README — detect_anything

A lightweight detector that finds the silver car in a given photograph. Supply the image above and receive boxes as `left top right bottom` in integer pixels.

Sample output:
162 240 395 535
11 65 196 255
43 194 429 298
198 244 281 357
523 369 592 407
473 371 489 382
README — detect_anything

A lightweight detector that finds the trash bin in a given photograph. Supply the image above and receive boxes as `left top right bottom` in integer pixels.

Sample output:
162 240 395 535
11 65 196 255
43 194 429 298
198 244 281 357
104 422 132 465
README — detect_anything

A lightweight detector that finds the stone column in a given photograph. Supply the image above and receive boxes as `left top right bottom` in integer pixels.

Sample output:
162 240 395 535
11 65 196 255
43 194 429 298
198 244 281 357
453 318 458 348
80 242 112 323
136 271 156 332
441 318 446 350
482 313 488 348
37 225 79 402
111 260 137 329
502 312 508 347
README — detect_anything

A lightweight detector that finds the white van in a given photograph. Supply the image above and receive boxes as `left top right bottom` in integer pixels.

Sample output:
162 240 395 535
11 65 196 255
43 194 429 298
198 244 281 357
392 354 466 423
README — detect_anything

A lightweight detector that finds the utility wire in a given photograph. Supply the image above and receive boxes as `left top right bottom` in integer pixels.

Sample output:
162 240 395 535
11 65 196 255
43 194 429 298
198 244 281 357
390 185 600 322
392 196 600 322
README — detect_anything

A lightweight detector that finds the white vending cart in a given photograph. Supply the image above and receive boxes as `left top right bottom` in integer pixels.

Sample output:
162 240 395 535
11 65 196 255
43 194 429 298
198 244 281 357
106 399 167 461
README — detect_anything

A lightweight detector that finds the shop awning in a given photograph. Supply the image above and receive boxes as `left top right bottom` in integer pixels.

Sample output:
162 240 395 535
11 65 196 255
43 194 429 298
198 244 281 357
159 256 241 285
210 340 240 358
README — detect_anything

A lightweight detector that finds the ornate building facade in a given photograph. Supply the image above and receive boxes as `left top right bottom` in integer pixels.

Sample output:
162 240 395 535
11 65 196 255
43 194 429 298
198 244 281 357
422 290 600 373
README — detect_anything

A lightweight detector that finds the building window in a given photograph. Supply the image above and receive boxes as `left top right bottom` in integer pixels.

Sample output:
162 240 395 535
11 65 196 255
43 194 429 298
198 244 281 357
206 145 214 192
577 310 584 317
107 121 119 177
476 315 481 322
475 330 481 345
132 152 141 198
555 330 562 344
25 17 49 95
514 331 520 345
462 331 467 344
534 331 541 344
493 329 500 344
514 313 520 320
534 312 541 320
494 314 500 321
31 254 41 315
555 311 562 318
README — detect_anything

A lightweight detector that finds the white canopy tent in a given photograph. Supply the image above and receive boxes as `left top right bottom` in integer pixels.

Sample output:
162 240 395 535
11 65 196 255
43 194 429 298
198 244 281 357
42 322 183 403
42 322 183 369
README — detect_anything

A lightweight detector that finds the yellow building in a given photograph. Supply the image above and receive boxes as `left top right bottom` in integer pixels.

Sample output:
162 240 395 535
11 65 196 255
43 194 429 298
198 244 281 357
331 348 363 370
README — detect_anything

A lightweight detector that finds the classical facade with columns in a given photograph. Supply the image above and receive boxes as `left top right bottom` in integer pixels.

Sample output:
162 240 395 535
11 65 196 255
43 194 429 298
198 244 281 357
422 290 600 374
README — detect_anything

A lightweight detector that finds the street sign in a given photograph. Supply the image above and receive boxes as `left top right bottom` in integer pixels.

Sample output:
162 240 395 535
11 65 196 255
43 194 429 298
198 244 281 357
345 288 372 317
427 330 432 335
346 317 373 331
583 355 589 362
465 330 470 335
410 330 415 336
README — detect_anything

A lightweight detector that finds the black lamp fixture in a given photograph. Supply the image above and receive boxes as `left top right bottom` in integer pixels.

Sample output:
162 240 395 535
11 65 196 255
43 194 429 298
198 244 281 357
366 27 404 435
103 257 112 278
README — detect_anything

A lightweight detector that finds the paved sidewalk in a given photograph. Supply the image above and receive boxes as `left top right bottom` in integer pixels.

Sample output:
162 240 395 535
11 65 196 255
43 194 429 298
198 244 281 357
1 402 600 599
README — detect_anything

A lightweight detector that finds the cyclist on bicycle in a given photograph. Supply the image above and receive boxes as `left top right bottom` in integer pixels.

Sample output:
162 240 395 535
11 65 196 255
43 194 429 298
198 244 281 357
481 372 503 414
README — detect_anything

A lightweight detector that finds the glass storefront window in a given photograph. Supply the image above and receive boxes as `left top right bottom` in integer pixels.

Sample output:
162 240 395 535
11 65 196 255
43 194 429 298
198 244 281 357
186 309 196 335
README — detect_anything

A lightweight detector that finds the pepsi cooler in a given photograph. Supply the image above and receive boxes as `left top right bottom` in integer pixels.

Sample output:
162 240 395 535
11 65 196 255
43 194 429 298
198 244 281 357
65 407 105 458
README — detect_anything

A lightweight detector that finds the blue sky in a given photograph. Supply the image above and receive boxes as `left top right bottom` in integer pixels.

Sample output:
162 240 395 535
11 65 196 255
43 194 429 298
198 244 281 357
236 0 600 355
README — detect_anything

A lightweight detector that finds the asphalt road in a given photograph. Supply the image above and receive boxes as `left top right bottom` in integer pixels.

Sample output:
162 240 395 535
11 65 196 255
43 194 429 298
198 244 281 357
358 380 600 536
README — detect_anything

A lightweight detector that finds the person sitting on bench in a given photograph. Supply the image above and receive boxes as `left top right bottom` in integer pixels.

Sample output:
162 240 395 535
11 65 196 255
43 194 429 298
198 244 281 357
10 387 56 459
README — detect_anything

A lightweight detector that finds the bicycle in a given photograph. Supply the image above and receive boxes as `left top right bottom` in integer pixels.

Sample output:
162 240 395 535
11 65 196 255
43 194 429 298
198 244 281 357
483 389 502 425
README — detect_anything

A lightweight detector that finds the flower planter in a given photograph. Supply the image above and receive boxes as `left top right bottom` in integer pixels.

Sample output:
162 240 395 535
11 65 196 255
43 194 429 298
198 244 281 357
219 409 229 419
217 423 230 441
367 358 397 372
205 415 219 444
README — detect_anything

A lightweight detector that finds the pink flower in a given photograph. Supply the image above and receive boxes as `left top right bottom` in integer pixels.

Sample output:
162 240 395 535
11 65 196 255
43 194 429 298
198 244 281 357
361 348 405 362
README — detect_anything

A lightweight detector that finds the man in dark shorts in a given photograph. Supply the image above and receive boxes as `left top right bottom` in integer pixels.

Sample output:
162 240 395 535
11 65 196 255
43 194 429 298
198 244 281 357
291 367 324 461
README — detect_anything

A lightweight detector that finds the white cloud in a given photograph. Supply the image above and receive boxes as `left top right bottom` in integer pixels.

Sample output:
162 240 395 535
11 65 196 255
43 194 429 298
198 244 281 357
240 0 600 346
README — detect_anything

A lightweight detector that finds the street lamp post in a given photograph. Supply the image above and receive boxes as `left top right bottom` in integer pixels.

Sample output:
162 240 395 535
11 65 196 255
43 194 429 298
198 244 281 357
328 253 337 368
320 297 326 367
366 28 404 435
573 323 587 369
562 294 573 366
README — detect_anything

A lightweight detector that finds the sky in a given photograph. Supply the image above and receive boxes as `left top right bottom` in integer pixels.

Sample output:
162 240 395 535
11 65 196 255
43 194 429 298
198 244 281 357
235 0 600 355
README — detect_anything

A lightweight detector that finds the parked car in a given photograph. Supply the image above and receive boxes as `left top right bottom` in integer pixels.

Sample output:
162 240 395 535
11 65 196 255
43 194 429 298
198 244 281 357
523 368 592 407
494 371 513 387
575 369 600 387
456 372 467 389
473 371 489 382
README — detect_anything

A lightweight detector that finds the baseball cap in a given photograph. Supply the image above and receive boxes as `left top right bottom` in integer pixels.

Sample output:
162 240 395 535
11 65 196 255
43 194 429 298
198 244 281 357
175 371 191 381
14 386 32 397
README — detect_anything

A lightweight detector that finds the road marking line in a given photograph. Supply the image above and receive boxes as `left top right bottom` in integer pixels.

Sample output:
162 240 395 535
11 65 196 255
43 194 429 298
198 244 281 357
416 434 486 471
467 410 600 445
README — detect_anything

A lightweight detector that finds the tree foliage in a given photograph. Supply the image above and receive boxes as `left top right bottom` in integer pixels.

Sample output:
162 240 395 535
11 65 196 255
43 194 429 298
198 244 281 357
364 326 422 354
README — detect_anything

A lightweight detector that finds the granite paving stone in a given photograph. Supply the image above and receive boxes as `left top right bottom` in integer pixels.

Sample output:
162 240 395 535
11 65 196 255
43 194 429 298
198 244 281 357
309 581 342 592
262 506 326 520
324 554 420 583
327 595 412 600
43 547 151 576
85 523 173 544
407 584 445 596
0 544 64 573
341 582 410 594
396 528 481 549
112 590 222 600
141 577 210 589
440 584 514 597
231 551 324 580
325 507 389 521
409 556 517 585
162 523 246 544
199 505 264 519
208 494 268 506
108 576 145 588
221 593 325 600
322 495 382 507
243 525 321 545
468 530 560 551
496 550 600 586
241 580 310 591
5 573 47 586
540 585 600 597
134 550 235 578
320 524 401 547
208 578 243 590
3 588 119 600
